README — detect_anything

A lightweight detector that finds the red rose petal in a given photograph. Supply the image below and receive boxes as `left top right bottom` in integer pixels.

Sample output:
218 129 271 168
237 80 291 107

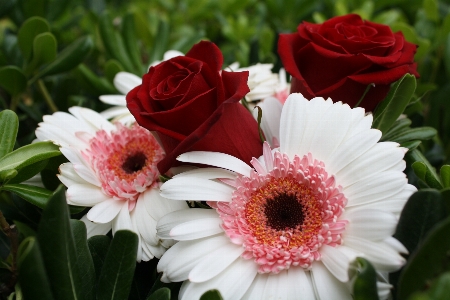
186 41 224 72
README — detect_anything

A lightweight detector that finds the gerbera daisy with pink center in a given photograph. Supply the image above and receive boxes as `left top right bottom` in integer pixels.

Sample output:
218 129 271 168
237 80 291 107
35 107 188 261
157 93 415 299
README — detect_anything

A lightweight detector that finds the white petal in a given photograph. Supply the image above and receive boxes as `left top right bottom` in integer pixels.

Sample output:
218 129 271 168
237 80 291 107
320 245 350 282
310 261 352 300
157 209 220 240
80 215 111 238
173 167 236 180
241 274 268 300
188 242 244 282
286 267 316 300
377 281 392 300
163 50 184 61
309 102 352 162
344 171 407 206
158 234 230 283
134 195 159 246
69 107 116 133
160 177 234 201
177 151 252 176
344 236 405 272
252 97 282 147
179 257 257 300
112 201 134 234
66 184 110 206
99 106 130 119
325 129 381 175
58 163 85 186
113 72 141 94
169 217 223 241
142 188 187 221
383 236 408 254
98 95 127 106
343 209 397 241
72 163 100 187
87 199 125 223
336 142 405 187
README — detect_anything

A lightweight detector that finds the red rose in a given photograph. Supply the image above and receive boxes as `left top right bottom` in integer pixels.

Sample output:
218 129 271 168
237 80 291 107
126 41 262 174
278 14 419 111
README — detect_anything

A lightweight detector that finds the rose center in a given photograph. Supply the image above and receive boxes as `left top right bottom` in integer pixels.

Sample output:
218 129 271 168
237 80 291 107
264 192 304 231
121 152 147 174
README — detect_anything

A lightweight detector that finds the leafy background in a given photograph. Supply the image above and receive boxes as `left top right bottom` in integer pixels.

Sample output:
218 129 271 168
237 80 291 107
1 0 450 299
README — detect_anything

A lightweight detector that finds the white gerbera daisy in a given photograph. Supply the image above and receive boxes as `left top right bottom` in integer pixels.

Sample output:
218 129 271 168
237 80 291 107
99 50 184 125
157 93 415 299
35 107 188 262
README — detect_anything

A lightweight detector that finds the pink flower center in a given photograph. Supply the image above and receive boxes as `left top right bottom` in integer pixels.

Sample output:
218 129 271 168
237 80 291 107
83 123 164 204
217 150 348 274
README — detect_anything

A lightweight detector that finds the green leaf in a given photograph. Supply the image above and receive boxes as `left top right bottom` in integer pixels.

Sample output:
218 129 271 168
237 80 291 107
384 127 436 144
1 183 52 208
380 117 412 142
410 272 450 299
394 190 447 255
105 59 124 83
75 64 117 94
32 35 93 81
25 32 57 74
373 74 416 134
37 185 83 300
0 141 60 173
423 0 439 22
441 165 450 188
122 13 144 74
17 237 54 300
352 258 379 300
7 159 48 184
17 16 50 61
398 217 450 299
412 162 443 190
96 230 138 300
71 220 95 300
14 220 36 238
0 66 27 96
0 169 17 181
87 235 111 282
200 290 223 300
400 140 421 151
146 288 171 300
406 149 442 189
148 18 170 63
98 12 135 73
0 110 18 158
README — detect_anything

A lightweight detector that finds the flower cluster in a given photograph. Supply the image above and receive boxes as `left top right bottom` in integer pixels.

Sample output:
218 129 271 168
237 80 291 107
36 13 419 300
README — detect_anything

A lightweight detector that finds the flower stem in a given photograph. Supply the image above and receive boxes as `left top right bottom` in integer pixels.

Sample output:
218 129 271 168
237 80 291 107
37 79 58 113
354 83 375 108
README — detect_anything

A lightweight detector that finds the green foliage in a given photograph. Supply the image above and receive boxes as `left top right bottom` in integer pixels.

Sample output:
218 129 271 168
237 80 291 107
352 258 379 300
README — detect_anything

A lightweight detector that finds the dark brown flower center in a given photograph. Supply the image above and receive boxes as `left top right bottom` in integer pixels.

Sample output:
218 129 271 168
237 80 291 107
264 192 304 231
121 152 147 174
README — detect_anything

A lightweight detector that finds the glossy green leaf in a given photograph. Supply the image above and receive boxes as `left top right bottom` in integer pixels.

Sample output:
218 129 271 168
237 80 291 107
394 189 447 254
98 12 135 73
87 235 111 282
0 169 17 181
105 59 124 83
17 16 50 61
352 258 379 300
147 288 170 300
373 74 416 134
149 19 170 63
440 165 450 188
0 66 27 96
1 183 52 208
200 290 223 300
17 237 54 300
384 127 436 144
122 13 144 74
32 35 93 81
0 110 18 158
0 141 60 173
410 272 450 299
14 220 36 238
37 185 83 300
406 149 442 189
7 159 48 184
380 117 412 142
398 217 450 299
412 162 443 190
400 140 421 151
96 230 138 300
71 220 95 300
26 32 57 74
